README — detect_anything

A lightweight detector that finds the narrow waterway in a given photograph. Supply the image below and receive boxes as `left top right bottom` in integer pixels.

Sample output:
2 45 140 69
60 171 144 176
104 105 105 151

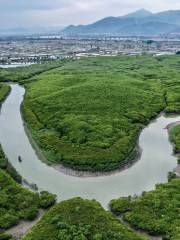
0 63 34 68
0 84 179 208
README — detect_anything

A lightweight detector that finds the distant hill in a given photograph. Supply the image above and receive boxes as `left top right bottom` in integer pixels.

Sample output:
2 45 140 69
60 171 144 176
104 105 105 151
0 26 64 36
156 10 180 25
122 9 153 19
62 9 180 36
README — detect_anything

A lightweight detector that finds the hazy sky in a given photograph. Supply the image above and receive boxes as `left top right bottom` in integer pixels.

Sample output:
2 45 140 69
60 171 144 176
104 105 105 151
1 0 180 28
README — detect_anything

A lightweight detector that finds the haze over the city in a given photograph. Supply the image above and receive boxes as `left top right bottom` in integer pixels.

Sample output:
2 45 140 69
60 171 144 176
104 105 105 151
1 0 180 28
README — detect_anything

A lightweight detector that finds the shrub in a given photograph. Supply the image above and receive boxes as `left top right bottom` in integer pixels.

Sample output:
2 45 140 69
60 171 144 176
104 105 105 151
39 191 57 209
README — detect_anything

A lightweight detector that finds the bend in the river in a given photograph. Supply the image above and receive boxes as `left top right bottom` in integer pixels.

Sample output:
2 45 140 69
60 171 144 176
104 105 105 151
0 83 179 208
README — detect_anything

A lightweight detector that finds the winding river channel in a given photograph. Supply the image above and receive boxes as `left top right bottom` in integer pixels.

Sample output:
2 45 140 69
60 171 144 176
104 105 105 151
0 83 179 208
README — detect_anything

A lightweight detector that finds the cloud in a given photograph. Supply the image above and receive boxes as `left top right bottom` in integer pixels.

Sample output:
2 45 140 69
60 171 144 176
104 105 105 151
1 0 180 28
0 0 71 11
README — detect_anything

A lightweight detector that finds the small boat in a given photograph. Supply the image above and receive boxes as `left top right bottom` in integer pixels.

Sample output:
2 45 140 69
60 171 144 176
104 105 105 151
18 156 22 162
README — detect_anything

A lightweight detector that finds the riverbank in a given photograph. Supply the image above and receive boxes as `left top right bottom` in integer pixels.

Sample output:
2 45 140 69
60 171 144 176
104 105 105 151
23 107 180 178
0 84 11 107
24 118 142 178
116 216 162 240
6 209 46 240
20 80 144 177
21 81 165 178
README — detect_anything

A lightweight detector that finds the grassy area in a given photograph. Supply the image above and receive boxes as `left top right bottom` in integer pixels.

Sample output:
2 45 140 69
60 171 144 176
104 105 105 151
110 177 180 240
20 55 180 172
23 197 147 240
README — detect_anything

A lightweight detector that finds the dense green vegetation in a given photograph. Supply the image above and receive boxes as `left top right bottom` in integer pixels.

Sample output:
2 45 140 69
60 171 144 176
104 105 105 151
110 177 180 239
0 84 10 106
170 125 180 155
0 147 56 232
0 61 63 84
0 172 56 231
0 145 21 183
23 197 147 240
19 55 180 171
0 142 56 236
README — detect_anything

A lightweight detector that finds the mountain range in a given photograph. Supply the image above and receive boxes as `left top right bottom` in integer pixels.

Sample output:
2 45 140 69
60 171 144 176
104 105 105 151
62 9 180 36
